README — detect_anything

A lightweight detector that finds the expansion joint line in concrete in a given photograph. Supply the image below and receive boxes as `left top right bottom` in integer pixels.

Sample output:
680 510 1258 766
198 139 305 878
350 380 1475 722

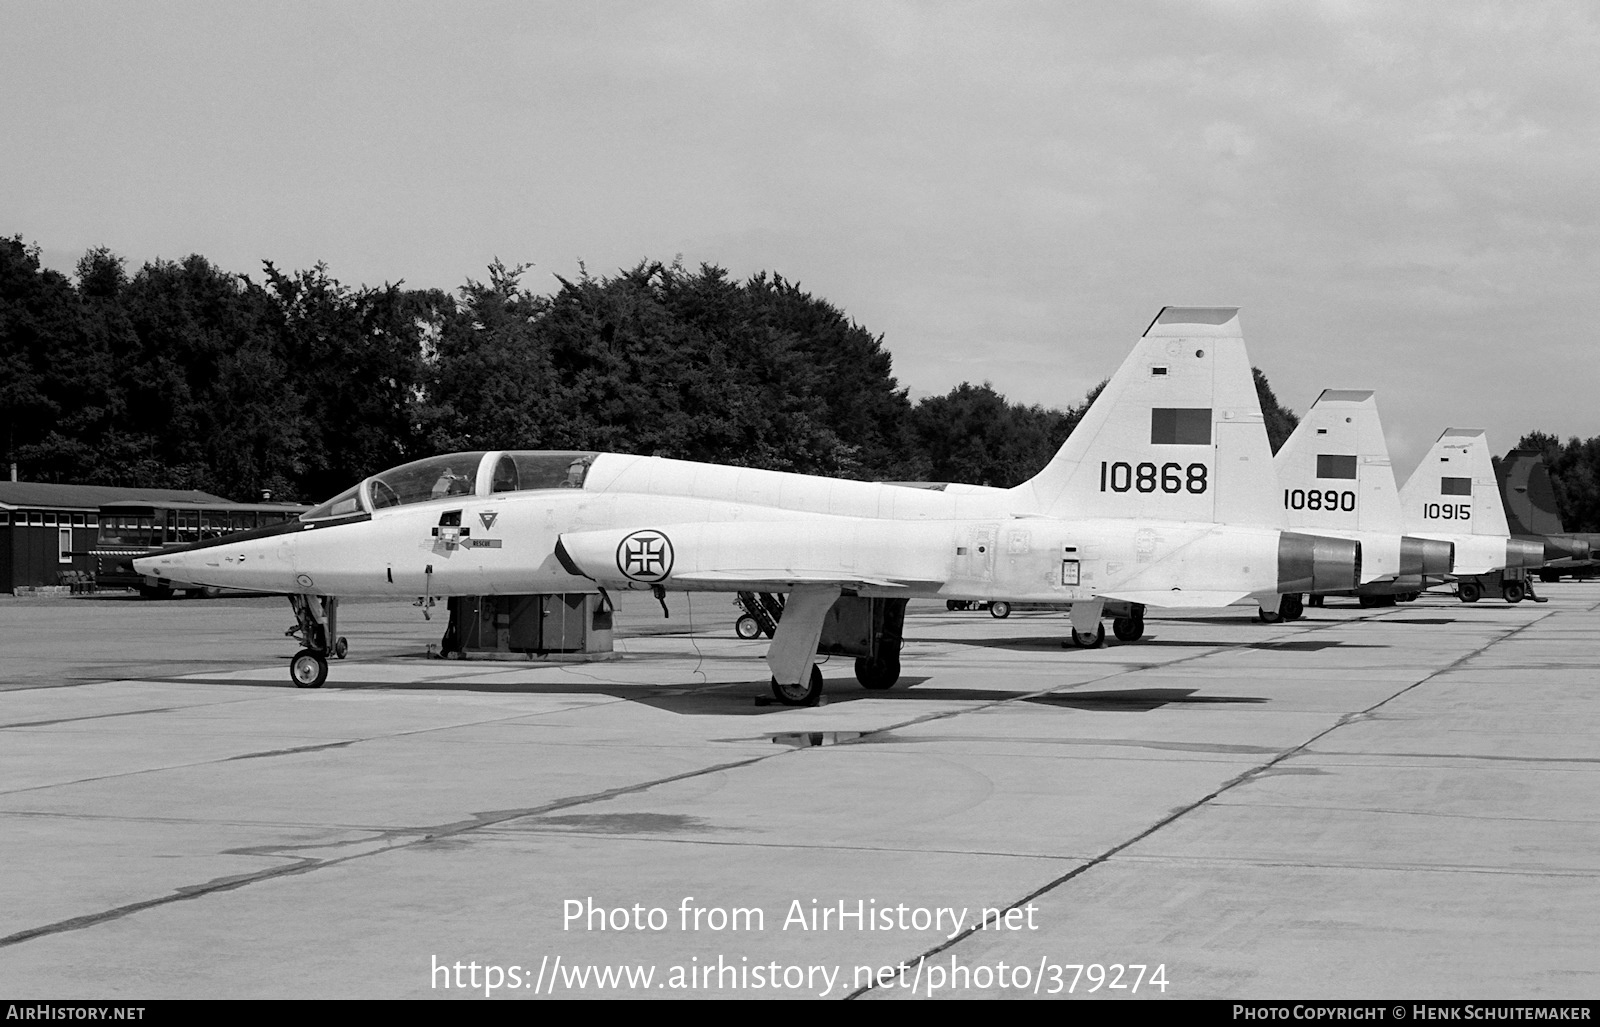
0 752 780 952
846 605 1553 999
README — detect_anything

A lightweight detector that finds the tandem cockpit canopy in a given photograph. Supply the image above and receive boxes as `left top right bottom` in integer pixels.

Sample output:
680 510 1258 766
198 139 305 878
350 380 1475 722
299 451 601 521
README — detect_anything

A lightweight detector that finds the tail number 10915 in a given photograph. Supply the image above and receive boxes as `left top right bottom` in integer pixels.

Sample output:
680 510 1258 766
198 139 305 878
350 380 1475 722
1099 461 1209 494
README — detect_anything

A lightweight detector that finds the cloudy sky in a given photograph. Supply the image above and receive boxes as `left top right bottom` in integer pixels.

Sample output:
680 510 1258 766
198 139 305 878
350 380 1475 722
4 0 1596 476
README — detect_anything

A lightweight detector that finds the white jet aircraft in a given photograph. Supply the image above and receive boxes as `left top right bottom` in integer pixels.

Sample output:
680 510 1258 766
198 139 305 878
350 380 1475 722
1397 428 1544 602
1273 390 1454 608
136 307 1360 703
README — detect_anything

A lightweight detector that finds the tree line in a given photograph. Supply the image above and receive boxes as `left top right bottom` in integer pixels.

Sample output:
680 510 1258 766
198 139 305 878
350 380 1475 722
1 234 1390 513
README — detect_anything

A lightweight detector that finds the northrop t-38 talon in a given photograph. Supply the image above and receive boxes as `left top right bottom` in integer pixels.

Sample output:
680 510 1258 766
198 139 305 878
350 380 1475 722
137 306 1361 703
1273 390 1455 607
1399 428 1545 602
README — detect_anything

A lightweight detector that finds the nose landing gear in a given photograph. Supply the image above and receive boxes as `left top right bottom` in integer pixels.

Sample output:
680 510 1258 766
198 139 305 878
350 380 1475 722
286 594 344 688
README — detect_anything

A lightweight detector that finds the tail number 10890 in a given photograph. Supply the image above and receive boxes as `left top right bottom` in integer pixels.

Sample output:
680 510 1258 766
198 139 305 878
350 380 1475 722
1284 489 1356 512
1099 461 1209 494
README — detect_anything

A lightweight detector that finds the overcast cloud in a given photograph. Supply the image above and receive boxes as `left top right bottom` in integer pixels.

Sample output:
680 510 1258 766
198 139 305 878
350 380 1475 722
3 0 1596 476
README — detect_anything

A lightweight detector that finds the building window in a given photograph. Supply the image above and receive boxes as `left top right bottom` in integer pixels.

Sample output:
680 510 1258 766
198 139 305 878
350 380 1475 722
0 512 9 525
87 514 98 527
44 513 57 526
28 512 42 526
59 527 73 564
72 514 86 526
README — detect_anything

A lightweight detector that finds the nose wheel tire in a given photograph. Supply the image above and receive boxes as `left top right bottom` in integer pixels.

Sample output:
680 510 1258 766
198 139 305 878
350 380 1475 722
989 601 1011 619
770 666 824 706
735 615 762 639
1070 623 1105 648
332 636 349 660
291 649 329 689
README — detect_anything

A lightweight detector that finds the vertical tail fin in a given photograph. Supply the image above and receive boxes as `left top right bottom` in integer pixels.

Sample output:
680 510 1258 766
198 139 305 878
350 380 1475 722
1400 429 1511 536
1014 306 1280 525
1497 450 1568 536
1273 390 1403 534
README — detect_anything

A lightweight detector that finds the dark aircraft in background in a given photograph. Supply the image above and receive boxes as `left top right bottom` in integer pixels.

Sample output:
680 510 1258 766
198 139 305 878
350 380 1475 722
1497 451 1595 582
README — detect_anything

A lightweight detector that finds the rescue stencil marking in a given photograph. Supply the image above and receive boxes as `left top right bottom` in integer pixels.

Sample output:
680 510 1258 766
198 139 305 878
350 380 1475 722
617 530 674 582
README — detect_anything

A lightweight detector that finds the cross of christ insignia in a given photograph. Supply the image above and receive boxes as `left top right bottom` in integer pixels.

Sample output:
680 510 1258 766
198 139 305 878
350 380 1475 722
617 530 674 582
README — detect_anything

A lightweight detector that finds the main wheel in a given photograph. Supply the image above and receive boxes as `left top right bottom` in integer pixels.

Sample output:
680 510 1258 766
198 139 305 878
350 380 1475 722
1282 594 1305 621
1112 616 1144 642
290 649 328 689
1502 580 1527 603
989 601 1011 619
1459 581 1482 603
735 614 762 639
854 654 900 690
1258 608 1283 623
1308 594 1325 608
1070 622 1105 648
945 600 962 611
771 665 824 706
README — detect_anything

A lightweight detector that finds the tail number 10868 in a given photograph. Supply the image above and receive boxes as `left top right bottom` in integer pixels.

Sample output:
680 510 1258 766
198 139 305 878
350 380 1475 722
1099 461 1209 494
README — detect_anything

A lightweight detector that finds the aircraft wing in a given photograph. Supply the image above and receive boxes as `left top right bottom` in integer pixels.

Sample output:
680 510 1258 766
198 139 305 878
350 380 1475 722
672 570 944 591
1096 589 1252 608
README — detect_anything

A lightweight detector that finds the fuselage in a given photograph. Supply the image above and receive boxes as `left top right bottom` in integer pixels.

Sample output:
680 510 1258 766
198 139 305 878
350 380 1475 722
135 450 1346 606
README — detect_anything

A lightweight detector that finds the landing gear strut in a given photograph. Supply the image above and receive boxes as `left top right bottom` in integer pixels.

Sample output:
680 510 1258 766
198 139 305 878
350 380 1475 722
286 594 344 688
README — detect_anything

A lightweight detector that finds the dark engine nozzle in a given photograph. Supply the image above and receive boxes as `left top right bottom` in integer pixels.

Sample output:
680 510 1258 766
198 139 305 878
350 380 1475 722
1278 532 1361 593
1541 535 1591 563
1506 538 1547 570
1399 536 1454 577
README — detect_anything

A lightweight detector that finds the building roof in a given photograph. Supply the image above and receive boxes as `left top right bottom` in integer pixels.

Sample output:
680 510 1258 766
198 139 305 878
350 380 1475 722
0 482 231 511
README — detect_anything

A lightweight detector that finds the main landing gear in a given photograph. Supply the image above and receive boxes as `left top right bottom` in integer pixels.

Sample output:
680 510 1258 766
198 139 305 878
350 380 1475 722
1258 594 1305 623
765 595 907 706
1111 605 1146 642
1071 623 1106 648
286 594 346 689
770 666 824 705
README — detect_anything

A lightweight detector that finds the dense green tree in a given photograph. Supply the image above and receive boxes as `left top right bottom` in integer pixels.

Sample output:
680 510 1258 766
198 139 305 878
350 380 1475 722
0 237 76 478
0 235 1324 507
1516 431 1600 532
1253 367 1298 455
906 381 1091 487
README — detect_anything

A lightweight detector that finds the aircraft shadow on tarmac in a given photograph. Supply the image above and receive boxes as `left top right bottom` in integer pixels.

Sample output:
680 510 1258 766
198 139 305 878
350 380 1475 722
1022 687 1267 711
160 675 1261 716
941 635 1386 652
